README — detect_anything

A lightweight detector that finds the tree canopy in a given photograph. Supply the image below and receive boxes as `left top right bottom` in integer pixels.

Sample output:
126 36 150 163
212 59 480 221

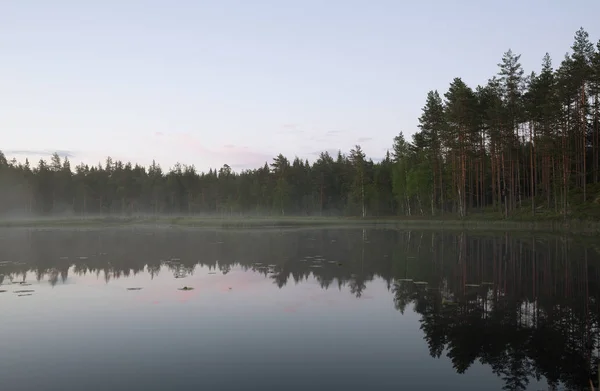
2 27 600 219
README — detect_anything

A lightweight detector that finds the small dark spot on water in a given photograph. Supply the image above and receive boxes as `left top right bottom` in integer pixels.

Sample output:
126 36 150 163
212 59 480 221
178 286 194 291
0 290 6 293
14 290 34 293
18 294 32 297
207 272 216 275
126 287 143 291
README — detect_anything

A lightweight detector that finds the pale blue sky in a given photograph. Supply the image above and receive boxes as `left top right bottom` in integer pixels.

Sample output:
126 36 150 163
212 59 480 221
2 0 599 171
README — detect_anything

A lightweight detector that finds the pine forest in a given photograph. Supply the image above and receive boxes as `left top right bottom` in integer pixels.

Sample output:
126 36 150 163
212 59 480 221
2 28 600 220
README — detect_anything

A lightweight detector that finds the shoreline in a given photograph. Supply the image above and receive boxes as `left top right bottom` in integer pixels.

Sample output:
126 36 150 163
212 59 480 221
0 215 598 233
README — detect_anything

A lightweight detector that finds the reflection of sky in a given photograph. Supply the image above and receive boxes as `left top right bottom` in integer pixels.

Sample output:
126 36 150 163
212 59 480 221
0 265 525 391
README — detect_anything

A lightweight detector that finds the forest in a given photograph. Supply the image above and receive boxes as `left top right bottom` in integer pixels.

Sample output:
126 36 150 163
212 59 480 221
1 27 600 220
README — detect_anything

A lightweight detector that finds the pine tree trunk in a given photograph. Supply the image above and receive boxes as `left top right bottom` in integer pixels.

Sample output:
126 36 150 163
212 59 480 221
530 121 535 216
581 85 587 202
594 93 599 183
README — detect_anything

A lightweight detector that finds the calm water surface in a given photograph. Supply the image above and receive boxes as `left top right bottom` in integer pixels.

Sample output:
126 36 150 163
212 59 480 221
0 227 598 391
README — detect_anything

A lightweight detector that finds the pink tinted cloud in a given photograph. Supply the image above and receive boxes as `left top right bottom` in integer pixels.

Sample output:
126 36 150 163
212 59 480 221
167 132 272 169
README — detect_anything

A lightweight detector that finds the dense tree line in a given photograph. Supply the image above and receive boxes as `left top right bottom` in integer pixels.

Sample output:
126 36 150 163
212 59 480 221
1 28 600 218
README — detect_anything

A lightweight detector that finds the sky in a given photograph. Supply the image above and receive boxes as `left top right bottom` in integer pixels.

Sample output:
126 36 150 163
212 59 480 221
2 0 600 172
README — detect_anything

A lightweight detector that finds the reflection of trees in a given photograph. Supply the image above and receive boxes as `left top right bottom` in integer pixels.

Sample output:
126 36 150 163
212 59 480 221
0 228 393 293
391 233 600 391
1 228 600 389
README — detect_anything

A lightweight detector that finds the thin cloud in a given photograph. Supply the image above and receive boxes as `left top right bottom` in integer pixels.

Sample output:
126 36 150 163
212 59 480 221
278 124 304 135
154 132 164 137
171 132 272 170
5 149 76 158
325 130 342 137
223 144 235 149
357 137 373 143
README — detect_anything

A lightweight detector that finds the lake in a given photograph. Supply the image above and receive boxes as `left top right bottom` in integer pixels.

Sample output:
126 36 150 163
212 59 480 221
0 227 598 391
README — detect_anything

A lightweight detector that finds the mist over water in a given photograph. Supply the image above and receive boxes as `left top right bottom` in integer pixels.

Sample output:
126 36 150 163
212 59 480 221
0 227 598 391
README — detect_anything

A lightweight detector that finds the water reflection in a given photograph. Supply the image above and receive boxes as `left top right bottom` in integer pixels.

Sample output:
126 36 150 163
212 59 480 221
0 228 598 390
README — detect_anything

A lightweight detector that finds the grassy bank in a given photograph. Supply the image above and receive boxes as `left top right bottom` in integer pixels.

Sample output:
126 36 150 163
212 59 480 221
0 214 599 234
